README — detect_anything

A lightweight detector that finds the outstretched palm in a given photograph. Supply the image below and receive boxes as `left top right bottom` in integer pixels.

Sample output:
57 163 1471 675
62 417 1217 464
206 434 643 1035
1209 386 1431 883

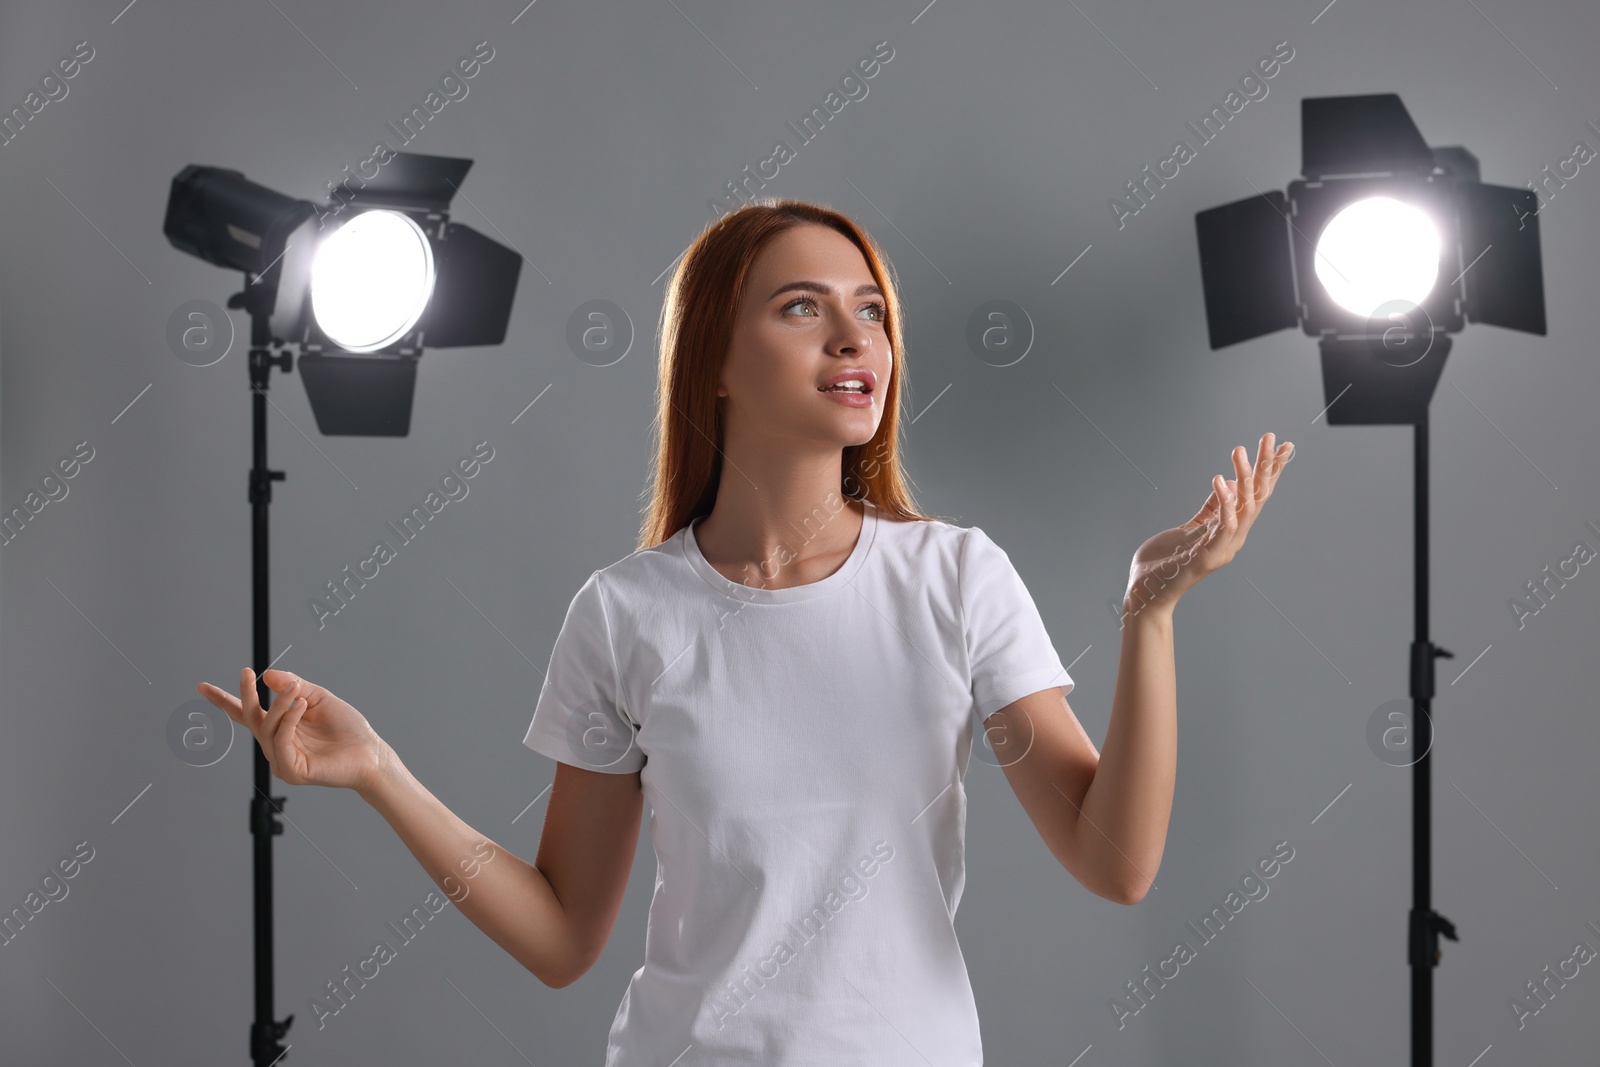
195 668 386 791
1123 432 1294 618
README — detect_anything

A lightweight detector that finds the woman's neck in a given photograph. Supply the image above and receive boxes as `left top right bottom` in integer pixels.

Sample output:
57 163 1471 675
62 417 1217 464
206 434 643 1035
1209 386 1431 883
694 492 864 590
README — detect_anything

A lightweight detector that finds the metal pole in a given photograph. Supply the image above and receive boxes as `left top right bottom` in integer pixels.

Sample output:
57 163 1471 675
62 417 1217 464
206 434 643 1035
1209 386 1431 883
1409 415 1457 1066
237 290 292 1066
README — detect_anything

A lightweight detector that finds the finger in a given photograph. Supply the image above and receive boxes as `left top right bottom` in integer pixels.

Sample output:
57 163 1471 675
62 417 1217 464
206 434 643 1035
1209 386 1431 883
1253 433 1275 501
262 668 299 693
271 695 310 761
263 669 319 710
1233 445 1255 513
1219 475 1239 534
1261 440 1294 502
240 668 266 724
1234 434 1272 530
260 677 303 742
196 682 246 723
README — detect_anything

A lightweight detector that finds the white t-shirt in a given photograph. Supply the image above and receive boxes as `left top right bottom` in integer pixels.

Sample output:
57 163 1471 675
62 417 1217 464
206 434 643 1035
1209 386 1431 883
522 500 1073 1066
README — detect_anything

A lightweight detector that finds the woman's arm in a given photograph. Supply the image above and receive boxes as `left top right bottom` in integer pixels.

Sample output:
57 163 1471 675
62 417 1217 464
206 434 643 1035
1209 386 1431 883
986 610 1173 906
196 667 641 989
990 434 1291 903
1068 607 1175 903
358 746 643 988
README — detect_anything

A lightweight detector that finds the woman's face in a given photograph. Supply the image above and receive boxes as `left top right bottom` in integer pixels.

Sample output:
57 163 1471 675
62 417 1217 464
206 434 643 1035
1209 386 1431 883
719 223 892 453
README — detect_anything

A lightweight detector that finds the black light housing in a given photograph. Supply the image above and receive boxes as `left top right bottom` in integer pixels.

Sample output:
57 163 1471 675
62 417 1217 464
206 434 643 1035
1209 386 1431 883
162 165 317 313
1195 93 1545 424
163 152 522 435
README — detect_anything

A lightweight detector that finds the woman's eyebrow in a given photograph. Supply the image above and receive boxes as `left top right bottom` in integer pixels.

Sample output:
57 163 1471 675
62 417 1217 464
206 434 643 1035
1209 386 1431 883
768 280 884 301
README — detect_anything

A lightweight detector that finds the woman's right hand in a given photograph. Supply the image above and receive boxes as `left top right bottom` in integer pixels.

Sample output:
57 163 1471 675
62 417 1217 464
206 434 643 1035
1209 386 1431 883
196 668 389 792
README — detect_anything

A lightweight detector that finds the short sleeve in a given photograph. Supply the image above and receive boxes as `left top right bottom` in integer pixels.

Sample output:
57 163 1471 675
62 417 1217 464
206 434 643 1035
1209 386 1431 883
959 527 1074 720
522 570 646 774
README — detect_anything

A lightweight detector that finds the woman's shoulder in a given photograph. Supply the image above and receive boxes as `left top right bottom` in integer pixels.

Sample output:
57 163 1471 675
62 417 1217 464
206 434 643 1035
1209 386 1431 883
878 513 1040 595
875 506 983 548
872 509 1006 583
579 525 697 605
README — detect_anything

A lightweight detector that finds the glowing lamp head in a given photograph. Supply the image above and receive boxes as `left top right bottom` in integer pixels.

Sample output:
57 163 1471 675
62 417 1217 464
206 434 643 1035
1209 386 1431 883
310 210 436 353
1313 196 1441 320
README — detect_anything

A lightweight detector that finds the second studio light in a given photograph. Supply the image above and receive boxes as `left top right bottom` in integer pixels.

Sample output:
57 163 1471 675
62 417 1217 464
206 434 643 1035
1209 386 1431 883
1192 94 1551 1067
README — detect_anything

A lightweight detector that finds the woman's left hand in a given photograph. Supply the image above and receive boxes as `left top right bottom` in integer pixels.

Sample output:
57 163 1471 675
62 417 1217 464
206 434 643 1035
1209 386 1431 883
1122 432 1295 619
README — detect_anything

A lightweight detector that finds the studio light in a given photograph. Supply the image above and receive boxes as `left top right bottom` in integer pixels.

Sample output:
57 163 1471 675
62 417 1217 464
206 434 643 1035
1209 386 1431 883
1193 94 1548 1067
164 151 522 435
1195 92 1544 425
162 150 521 1067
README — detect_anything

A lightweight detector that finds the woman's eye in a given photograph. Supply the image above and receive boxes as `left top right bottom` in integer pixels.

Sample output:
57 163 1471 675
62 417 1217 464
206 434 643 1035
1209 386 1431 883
782 297 888 321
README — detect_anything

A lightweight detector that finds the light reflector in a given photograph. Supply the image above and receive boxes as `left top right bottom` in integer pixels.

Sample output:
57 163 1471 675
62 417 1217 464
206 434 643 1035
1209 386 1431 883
1313 196 1440 319
310 210 436 353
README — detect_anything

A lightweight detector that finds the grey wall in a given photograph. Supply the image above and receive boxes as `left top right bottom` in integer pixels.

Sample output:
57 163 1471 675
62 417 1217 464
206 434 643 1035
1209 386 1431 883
3 0 1598 1063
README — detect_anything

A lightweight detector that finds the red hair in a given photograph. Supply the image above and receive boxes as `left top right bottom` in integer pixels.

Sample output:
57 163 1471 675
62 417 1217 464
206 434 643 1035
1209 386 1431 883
637 199 939 550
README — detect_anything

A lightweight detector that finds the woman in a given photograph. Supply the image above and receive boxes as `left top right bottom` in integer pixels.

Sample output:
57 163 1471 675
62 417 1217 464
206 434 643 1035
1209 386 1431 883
197 199 1292 1064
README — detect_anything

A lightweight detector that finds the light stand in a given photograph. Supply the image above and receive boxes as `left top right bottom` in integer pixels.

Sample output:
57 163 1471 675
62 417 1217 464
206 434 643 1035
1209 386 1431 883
1406 412 1457 1062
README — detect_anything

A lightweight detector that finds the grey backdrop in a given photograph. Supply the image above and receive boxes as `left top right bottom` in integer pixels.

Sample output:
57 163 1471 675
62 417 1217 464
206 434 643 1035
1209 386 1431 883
3 0 1597 1063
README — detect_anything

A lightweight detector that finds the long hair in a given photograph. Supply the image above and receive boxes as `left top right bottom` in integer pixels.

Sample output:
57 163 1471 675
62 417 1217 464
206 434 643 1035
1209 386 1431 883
637 199 939 551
